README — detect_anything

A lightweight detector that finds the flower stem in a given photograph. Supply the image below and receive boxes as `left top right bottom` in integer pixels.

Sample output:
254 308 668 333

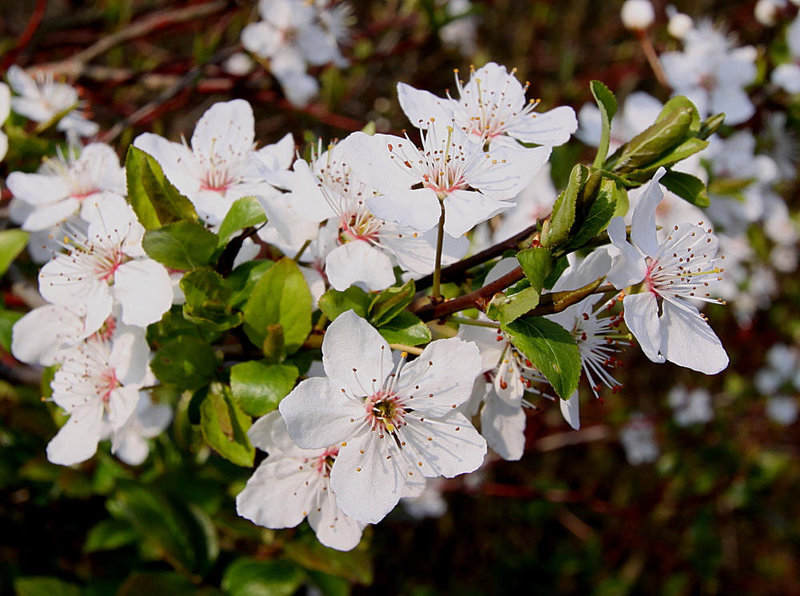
389 343 424 355
293 239 311 262
450 316 500 329
431 200 447 302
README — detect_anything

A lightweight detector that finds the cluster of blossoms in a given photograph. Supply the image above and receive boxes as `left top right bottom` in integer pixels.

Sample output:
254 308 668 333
240 0 351 107
4 53 738 553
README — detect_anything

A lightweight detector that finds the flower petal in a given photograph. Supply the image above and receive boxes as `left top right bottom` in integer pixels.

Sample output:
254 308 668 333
114 260 172 327
46 404 103 466
660 299 728 374
480 397 526 461
325 241 396 291
623 292 665 363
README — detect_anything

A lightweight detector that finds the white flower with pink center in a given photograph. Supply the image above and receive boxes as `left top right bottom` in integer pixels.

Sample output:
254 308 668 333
344 121 531 237
607 168 729 374
38 195 172 335
236 411 365 551
46 331 151 466
7 143 126 231
279 310 486 524
133 100 291 227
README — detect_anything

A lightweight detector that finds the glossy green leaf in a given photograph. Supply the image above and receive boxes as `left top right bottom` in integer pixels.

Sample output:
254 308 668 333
217 196 266 246
13 577 82 596
368 279 415 327
228 260 274 308
243 258 312 355
502 316 581 399
318 286 371 321
563 177 618 251
125 145 198 230
284 534 373 585
590 80 617 168
376 311 431 346
541 164 586 249
516 247 551 293
660 170 709 208
200 383 254 467
0 229 29 277
151 336 218 390
222 558 305 596
497 286 541 325
230 360 298 417
143 221 218 270
0 308 23 352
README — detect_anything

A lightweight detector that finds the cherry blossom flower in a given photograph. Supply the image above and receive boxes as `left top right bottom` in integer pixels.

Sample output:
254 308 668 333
772 13 800 94
606 168 729 374
667 385 714 426
11 303 86 367
660 21 757 125
237 411 365 551
7 65 98 138
6 143 126 231
38 196 172 335
46 331 151 466
344 121 531 237
272 137 468 290
279 310 486 524
398 62 577 157
766 396 798 426
620 413 659 465
133 100 290 227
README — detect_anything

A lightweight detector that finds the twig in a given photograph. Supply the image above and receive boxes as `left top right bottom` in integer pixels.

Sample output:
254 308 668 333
0 0 47 71
40 1 230 78
637 31 669 90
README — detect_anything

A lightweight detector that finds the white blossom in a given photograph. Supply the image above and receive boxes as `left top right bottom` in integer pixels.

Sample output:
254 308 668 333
620 413 659 465
667 385 714 426
621 0 655 31
279 310 486 524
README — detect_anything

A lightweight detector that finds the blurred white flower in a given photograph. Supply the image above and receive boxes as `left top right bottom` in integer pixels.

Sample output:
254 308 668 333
668 385 714 426
620 413 659 465
621 0 655 31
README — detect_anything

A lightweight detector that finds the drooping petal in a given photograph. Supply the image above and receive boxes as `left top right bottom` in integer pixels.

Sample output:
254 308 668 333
559 390 581 430
480 396 526 461
46 404 104 466
22 198 81 231
279 376 364 449
396 82 453 129
659 299 728 374
606 216 648 289
307 487 365 552
494 354 524 407
321 310 394 399
623 292 665 363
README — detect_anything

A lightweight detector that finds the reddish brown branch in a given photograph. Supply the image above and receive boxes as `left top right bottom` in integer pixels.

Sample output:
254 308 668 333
1 0 47 71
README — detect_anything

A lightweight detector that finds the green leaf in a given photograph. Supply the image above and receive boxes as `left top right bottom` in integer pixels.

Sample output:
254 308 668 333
222 558 305 596
143 221 218 270
634 137 708 176
497 286 541 325
180 268 242 330
656 95 701 134
200 383 254 467
13 577 82 596
230 361 298 417
590 80 617 168
318 286 371 321
376 311 431 346
84 518 138 553
228 260 274 308
125 146 198 230
541 164 586 249
110 481 218 574
502 316 581 399
306 571 350 596
612 98 697 172
516 247 551 293
660 170 709 208
151 336 218 390
368 280 415 326
563 177 618 251
217 196 266 246
284 534 372 585
0 308 23 352
243 258 312 355
0 229 29 277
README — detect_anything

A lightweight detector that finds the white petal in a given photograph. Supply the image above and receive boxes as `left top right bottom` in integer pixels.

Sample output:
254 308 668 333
113 260 172 327
443 189 509 237
330 432 405 523
623 292 665 363
401 412 487 476
504 105 578 147
307 488 365 551
480 397 526 460
132 133 200 197
630 168 665 258
6 172 70 206
322 310 394 399
559 390 581 430
191 99 255 164
236 458 318 529
22 198 81 231
11 304 84 366
342 132 421 192
367 188 441 232
660 300 728 374
606 217 648 289
396 83 453 129
395 337 482 417
107 386 141 431
46 405 103 466
325 241 396 291
494 354 524 407
279 376 364 449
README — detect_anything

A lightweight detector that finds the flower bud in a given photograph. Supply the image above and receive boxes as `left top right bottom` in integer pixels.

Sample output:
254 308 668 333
621 0 655 31
754 0 781 26
667 11 693 39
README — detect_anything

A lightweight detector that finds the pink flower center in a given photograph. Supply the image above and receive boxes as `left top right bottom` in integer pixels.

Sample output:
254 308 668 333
313 447 339 477
99 368 120 404
365 390 406 434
